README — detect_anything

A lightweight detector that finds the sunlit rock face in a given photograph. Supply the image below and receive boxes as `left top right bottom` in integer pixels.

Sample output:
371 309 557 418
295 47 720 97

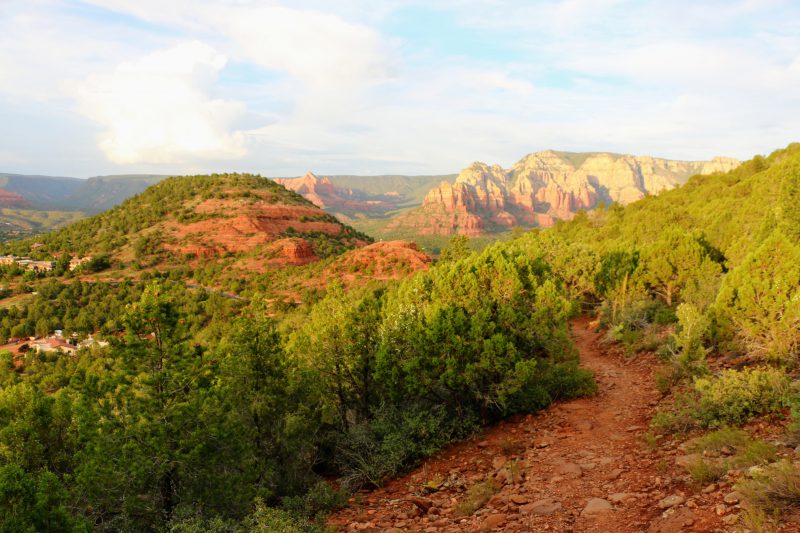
388 151 739 236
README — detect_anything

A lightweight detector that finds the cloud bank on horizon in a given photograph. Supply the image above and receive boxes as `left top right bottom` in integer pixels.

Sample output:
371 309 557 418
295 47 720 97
1 0 799 177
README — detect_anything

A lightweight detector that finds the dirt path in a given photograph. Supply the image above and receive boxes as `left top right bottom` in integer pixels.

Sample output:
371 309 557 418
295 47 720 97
328 318 727 532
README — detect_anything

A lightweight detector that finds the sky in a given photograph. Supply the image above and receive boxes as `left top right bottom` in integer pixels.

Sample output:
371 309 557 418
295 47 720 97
1 0 799 177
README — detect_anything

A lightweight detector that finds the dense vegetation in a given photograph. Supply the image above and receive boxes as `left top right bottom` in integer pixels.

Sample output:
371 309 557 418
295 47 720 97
1 143 800 530
0 241 593 531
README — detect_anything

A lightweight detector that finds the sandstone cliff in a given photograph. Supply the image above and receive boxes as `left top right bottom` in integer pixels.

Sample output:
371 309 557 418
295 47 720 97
276 172 403 216
387 151 739 236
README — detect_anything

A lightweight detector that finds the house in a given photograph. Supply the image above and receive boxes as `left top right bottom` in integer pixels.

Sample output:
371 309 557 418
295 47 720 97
69 256 92 271
79 334 109 350
17 259 55 272
33 337 77 355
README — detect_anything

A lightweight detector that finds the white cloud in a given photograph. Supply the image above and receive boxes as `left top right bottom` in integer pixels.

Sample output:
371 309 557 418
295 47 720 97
83 0 391 88
73 41 247 164
209 5 388 87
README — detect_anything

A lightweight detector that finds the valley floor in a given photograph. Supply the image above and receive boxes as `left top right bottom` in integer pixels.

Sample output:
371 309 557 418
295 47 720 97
327 318 740 532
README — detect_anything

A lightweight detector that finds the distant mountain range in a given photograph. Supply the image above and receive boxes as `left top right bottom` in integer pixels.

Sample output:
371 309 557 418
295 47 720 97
0 151 739 242
0 173 167 212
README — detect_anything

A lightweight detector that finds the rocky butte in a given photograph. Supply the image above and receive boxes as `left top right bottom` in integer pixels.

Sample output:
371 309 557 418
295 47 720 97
387 151 740 236
276 172 403 217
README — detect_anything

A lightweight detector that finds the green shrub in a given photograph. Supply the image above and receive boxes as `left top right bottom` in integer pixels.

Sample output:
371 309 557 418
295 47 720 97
653 368 792 432
685 458 726 484
714 232 800 361
455 479 499 516
737 460 800 515
601 299 672 354
244 499 321 533
690 427 750 452
281 481 347 520
334 404 478 491
732 440 777 468
692 367 791 426
683 428 776 484
657 304 710 391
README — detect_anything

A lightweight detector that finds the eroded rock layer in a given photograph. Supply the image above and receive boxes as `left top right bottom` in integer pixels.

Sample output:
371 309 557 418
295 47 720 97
388 151 739 235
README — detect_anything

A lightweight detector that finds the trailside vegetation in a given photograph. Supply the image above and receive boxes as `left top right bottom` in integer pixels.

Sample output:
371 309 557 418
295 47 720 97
0 240 595 530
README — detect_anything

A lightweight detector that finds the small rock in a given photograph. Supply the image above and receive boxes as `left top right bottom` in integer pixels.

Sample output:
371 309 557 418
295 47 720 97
385 529 404 533
723 491 741 504
520 498 562 515
481 513 507 530
477 440 489 448
675 453 702 468
715 503 727 516
553 462 582 477
581 498 613 517
605 468 623 480
647 508 696 533
407 496 433 513
702 484 717 494
723 514 739 525
574 420 593 431
495 469 509 484
510 495 527 505
492 456 507 470
657 495 685 509
720 445 735 456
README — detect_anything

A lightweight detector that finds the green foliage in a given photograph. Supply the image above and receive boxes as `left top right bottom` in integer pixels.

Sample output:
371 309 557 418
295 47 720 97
657 304 710 390
638 229 722 307
376 244 583 420
683 428 776 484
692 367 792 427
334 403 476 490
438 235 472 263
685 458 726 485
0 463 88 532
714 232 800 361
737 460 800 517
601 298 672 355
455 479 499 516
594 250 639 319
690 426 751 452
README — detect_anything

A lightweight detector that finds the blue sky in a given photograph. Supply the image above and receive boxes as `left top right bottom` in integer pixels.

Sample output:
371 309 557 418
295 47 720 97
1 0 799 177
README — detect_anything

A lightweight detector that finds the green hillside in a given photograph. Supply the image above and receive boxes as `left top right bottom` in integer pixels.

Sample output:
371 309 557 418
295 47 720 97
1 173 371 265
545 144 799 267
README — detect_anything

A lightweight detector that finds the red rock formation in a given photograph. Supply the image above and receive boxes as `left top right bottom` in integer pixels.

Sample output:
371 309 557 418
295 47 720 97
269 238 317 266
387 151 738 236
276 172 402 216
